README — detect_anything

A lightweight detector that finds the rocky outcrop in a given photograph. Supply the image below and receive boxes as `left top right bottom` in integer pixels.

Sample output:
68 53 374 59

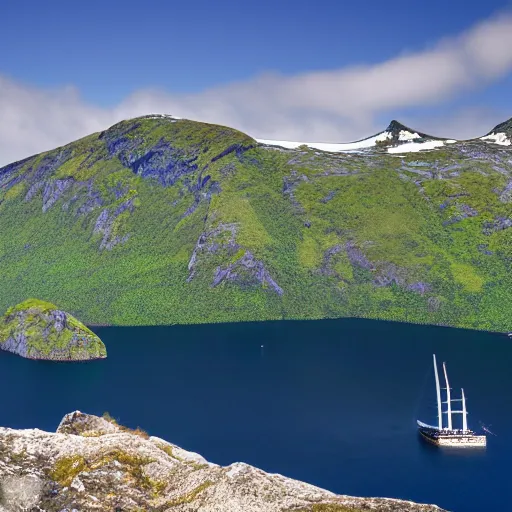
498 179 512 203
188 224 283 295
0 411 446 512
0 299 106 361
482 216 512 235
122 139 200 187
211 142 255 162
42 178 74 212
24 180 44 202
74 180 104 215
93 197 135 250
283 172 309 213
213 251 284 296
343 244 432 295
441 204 478 226
345 242 374 271
101 124 201 187
187 223 240 281
320 244 344 277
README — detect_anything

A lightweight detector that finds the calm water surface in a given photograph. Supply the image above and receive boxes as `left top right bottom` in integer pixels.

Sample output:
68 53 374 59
0 318 510 512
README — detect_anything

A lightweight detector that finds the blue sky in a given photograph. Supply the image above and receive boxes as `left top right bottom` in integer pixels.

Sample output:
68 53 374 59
1 0 512 163
2 0 505 101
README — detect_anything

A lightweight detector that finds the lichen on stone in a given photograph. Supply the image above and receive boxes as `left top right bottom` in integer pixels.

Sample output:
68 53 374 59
0 411 447 512
0 299 106 361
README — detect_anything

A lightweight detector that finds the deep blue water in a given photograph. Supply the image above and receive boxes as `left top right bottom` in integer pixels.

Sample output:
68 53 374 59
0 318 510 512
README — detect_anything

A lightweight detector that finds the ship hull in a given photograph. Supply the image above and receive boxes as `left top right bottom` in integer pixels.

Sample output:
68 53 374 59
418 427 486 447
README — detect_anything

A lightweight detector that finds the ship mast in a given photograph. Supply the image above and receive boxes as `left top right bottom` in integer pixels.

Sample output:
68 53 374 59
451 389 469 431
443 362 453 430
433 354 443 430
462 388 468 432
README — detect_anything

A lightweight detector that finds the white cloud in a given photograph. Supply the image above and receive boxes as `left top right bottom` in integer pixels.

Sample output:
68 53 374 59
1 10 512 166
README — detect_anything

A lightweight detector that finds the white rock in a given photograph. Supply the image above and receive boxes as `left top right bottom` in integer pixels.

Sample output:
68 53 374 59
71 476 85 493
0 475 43 509
0 413 446 512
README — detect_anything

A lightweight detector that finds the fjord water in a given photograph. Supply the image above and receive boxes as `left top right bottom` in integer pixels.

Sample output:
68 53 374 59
0 319 510 512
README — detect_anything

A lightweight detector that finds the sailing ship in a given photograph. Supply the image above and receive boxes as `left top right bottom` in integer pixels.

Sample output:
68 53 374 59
417 354 486 447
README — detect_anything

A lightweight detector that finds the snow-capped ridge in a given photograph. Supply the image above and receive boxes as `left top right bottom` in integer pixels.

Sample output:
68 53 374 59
479 117 512 146
256 119 449 154
141 113 182 121
385 120 439 141
109 113 512 154
488 117 512 136
256 130 391 153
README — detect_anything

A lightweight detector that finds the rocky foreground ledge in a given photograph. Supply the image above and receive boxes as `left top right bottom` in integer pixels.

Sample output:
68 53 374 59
0 412 446 512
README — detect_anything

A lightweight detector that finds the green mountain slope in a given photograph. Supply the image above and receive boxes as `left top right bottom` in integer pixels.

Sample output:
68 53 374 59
2 114 512 331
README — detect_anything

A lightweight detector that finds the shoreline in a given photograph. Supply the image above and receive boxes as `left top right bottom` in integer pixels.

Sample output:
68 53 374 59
84 315 509 336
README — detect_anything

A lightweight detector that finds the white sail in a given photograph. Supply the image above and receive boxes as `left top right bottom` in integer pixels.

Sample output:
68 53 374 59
433 354 442 429
443 362 453 430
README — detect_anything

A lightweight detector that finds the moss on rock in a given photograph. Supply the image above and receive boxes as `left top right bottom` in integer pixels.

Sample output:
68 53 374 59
0 410 446 512
0 298 106 361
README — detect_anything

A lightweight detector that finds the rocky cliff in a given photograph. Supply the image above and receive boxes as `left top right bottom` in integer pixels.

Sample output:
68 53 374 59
0 299 106 361
0 411 445 512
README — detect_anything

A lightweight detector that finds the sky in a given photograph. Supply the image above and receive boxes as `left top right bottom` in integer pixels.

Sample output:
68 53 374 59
2 0 512 165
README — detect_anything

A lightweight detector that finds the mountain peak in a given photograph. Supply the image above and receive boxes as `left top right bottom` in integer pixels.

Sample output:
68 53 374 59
487 117 512 136
386 120 411 133
384 120 437 140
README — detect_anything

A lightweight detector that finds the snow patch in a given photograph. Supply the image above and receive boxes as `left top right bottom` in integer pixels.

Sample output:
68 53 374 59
374 131 393 143
398 130 420 141
144 114 182 121
256 131 392 153
387 140 446 154
480 132 511 146
445 140 457 144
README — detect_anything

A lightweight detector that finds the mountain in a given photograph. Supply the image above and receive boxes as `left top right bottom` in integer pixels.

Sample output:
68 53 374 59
0 299 106 360
0 410 445 511
480 118 512 146
256 119 450 153
2 114 512 331
382 119 441 141
488 118 512 136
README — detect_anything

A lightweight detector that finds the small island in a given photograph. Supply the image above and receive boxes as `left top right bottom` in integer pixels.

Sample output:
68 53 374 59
0 299 107 361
